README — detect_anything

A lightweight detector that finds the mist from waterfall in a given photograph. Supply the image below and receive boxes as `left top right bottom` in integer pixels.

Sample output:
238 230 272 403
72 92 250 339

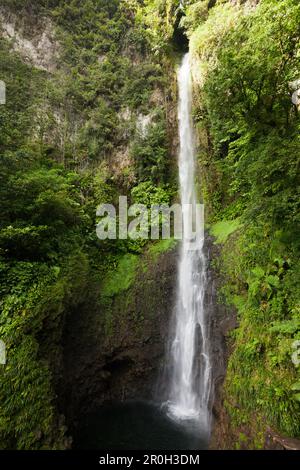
165 53 212 436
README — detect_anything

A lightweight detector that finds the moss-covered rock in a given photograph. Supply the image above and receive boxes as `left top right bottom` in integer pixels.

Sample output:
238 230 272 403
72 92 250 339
58 244 178 435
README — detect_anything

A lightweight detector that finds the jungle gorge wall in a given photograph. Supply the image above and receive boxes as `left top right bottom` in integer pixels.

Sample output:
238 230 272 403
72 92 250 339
186 0 300 449
1 0 299 451
0 0 181 449
59 241 179 435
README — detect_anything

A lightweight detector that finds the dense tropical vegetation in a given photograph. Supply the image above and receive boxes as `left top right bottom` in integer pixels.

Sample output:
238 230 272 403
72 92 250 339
0 0 176 449
0 0 299 450
185 0 300 447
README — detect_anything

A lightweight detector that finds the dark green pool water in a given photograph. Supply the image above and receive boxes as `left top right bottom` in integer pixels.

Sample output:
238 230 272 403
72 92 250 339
74 401 208 450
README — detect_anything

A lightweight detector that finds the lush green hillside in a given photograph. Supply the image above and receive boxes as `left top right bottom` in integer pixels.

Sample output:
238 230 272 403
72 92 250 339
0 0 178 449
0 0 299 451
185 0 300 447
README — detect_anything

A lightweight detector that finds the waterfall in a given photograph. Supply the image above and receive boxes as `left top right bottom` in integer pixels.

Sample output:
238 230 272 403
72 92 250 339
166 53 212 434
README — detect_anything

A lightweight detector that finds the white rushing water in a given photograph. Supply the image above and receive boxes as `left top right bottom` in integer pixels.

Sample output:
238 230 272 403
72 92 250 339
166 53 212 433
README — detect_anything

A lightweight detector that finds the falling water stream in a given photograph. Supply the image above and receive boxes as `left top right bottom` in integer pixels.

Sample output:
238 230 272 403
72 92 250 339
74 53 213 451
165 53 212 436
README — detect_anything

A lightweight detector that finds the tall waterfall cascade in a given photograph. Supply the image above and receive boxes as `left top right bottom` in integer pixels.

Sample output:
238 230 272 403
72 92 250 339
166 53 212 434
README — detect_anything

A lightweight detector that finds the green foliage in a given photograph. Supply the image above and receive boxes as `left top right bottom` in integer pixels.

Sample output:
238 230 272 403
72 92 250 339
99 253 140 336
0 0 175 450
210 218 242 244
131 112 170 185
135 0 179 53
202 0 300 225
148 238 178 260
0 39 46 152
0 336 65 450
181 1 208 34
101 254 139 299
189 0 300 440
131 181 174 206
214 220 300 437
0 253 88 449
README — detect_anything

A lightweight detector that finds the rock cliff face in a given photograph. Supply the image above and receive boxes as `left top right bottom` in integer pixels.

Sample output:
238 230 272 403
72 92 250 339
56 234 232 445
0 8 59 72
203 236 237 446
57 246 179 436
